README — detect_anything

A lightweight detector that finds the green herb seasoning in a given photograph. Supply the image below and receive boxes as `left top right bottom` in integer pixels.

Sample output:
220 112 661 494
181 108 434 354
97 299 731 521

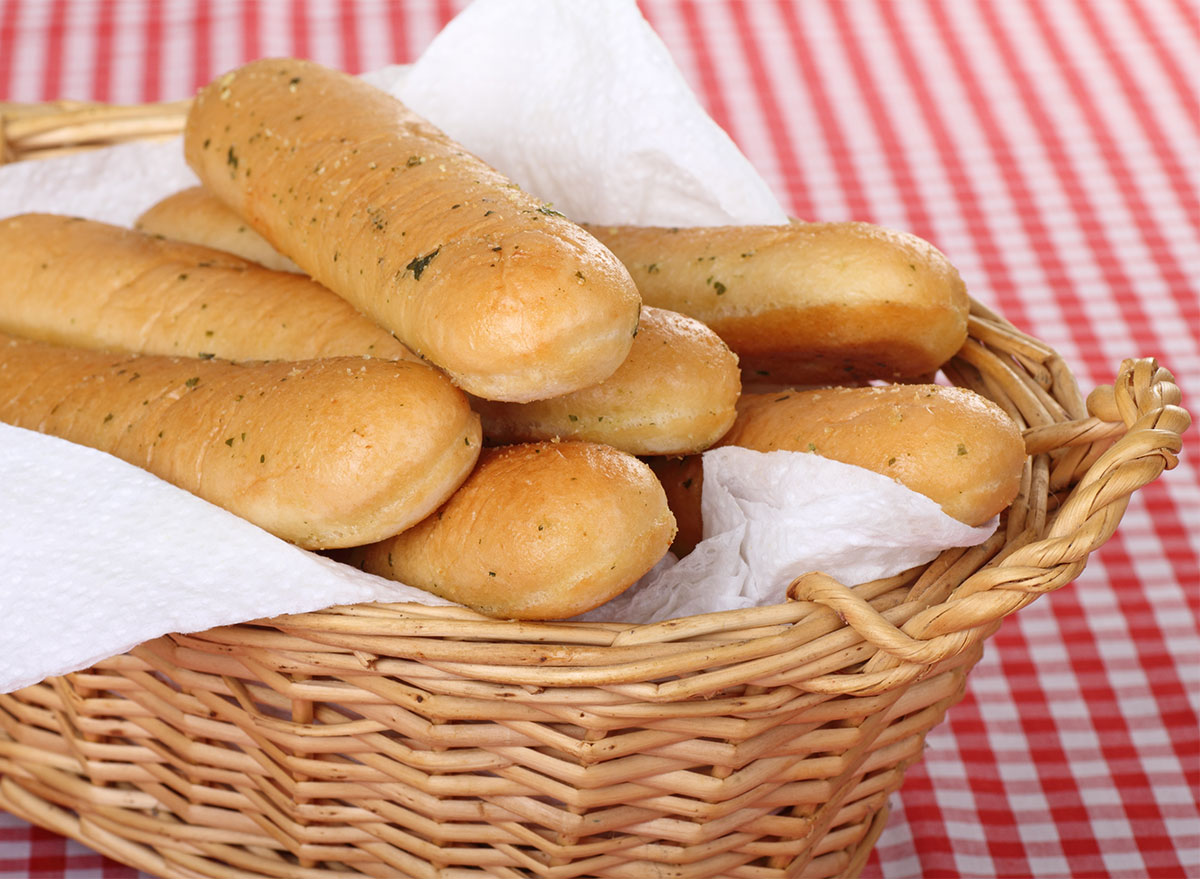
406 248 441 280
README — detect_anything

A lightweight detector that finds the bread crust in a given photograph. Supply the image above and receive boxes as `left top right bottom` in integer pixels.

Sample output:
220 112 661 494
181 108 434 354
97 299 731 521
0 214 414 363
184 58 642 402
586 222 969 385
345 442 677 620
471 306 741 455
131 190 743 455
136 186 303 274
1 213 737 456
0 333 481 549
653 384 1027 554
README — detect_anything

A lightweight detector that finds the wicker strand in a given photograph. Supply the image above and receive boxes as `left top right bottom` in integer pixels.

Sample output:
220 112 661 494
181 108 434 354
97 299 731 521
0 100 189 164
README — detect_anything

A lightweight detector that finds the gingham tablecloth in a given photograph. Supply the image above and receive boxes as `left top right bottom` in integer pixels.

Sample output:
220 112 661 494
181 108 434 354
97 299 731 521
1 1 1197 878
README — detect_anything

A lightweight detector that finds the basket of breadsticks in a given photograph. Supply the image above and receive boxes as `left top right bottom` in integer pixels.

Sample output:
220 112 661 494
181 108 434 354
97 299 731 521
0 48 1189 879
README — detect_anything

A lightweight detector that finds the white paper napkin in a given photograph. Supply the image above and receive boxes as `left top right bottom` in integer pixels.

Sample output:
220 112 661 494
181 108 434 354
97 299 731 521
0 138 196 226
0 423 448 694
582 448 996 623
0 0 991 693
397 0 789 226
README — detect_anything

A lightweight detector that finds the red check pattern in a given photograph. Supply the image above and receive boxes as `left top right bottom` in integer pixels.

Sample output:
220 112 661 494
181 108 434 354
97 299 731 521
1 1 1197 877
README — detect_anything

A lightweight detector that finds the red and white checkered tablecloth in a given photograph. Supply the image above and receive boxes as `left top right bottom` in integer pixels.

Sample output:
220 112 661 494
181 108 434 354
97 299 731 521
1 1 1197 877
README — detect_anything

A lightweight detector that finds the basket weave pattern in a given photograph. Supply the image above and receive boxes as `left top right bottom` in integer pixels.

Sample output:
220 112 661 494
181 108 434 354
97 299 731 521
0 101 1190 879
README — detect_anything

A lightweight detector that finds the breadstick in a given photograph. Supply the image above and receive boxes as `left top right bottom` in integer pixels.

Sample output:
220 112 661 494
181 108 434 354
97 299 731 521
585 222 969 385
0 213 415 363
130 187 742 455
2 214 737 455
0 333 481 550
136 186 303 273
652 384 1026 554
134 188 745 454
471 306 741 455
184 58 642 402
342 442 676 620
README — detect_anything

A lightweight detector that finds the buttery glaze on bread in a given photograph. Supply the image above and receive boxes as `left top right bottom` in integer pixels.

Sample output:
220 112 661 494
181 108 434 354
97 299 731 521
184 58 642 402
0 214 415 363
652 384 1026 555
343 442 677 620
0 333 481 549
585 222 970 385
472 306 741 455
130 187 741 456
136 186 303 273
0 215 733 456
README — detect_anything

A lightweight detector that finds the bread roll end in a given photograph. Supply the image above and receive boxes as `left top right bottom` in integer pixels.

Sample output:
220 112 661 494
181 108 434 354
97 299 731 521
350 442 677 619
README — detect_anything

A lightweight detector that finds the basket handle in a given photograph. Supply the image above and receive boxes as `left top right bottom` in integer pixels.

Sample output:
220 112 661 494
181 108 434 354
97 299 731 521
786 358 1189 695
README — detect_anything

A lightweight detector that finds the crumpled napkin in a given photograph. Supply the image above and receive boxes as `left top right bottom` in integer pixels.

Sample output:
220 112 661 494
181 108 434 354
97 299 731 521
582 448 996 623
0 422 448 694
396 0 789 227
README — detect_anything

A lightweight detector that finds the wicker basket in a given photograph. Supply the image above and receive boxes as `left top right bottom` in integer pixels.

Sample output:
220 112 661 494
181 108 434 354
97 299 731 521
0 100 1190 879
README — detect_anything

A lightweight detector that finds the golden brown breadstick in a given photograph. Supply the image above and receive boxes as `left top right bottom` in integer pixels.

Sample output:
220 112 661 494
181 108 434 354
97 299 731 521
651 384 1026 554
0 214 415 363
184 58 642 402
1 215 735 456
133 190 744 454
135 186 303 273
585 222 969 385
342 442 676 620
0 333 481 549
471 306 741 455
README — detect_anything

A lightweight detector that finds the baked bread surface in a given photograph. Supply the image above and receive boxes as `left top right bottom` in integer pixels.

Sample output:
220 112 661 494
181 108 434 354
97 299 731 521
653 383 1027 555
588 221 969 385
184 58 642 402
472 306 741 455
0 213 414 363
348 441 677 620
0 333 481 549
